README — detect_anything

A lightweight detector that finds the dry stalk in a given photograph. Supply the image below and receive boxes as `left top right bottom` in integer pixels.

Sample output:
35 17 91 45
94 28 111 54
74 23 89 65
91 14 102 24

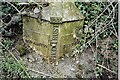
97 64 117 74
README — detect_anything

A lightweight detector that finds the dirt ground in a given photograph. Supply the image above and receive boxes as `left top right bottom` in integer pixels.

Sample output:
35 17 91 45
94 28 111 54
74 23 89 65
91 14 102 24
0 36 96 78
20 44 96 78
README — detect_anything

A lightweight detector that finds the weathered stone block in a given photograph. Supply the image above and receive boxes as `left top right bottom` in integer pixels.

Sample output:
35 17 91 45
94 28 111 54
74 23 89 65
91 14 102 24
23 2 84 63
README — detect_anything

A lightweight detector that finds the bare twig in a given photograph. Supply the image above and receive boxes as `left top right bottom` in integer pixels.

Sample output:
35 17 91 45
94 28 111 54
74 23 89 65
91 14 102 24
82 18 114 49
95 16 97 78
88 0 115 27
81 2 115 50
27 68 55 78
88 43 95 54
1 14 14 26
6 2 21 14
110 30 118 38
97 64 117 74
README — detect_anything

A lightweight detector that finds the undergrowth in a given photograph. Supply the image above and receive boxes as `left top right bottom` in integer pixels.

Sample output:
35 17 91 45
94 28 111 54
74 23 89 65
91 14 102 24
75 2 118 78
0 1 118 79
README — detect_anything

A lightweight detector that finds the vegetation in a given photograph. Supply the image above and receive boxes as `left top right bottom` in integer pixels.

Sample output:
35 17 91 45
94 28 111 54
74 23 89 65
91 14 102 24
75 2 118 79
0 2 29 78
0 1 118 79
1 56 28 78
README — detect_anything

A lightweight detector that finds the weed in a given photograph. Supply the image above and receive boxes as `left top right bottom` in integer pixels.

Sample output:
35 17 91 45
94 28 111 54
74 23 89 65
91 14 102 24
1 56 28 78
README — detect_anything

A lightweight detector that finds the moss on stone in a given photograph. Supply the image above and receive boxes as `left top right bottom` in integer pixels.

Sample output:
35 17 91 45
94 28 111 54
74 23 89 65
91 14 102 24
16 45 28 56
78 64 84 70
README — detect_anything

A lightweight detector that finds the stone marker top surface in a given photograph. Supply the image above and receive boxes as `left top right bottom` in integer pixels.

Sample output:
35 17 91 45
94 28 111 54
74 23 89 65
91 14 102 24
41 2 84 22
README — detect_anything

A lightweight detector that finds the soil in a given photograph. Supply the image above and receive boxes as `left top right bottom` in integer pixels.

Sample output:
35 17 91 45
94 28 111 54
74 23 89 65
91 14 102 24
20 43 96 78
0 36 96 78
